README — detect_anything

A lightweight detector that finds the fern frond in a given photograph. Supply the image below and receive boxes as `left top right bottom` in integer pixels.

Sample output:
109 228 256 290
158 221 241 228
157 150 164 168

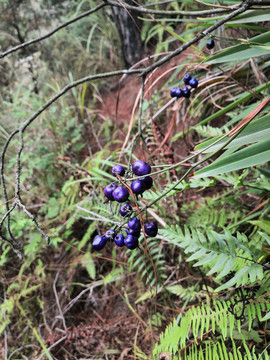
135 285 162 304
195 124 226 138
182 337 269 360
128 238 166 287
153 300 237 356
77 201 120 225
166 284 199 302
153 299 270 359
102 267 123 285
182 196 242 230
153 318 182 357
160 225 265 289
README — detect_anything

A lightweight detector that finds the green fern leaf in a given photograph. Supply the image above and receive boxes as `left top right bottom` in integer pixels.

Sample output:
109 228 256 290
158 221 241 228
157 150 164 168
127 238 166 287
160 225 265 289
195 124 225 138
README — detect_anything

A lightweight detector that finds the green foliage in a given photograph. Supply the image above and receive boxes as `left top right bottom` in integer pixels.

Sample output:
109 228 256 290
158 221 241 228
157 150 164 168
166 284 199 302
128 237 166 287
153 298 270 359
141 20 175 54
160 225 266 290
182 338 270 360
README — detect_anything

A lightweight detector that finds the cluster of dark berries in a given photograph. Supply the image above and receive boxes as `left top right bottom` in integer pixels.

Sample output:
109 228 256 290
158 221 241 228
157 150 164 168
92 160 158 251
206 38 215 50
170 74 198 99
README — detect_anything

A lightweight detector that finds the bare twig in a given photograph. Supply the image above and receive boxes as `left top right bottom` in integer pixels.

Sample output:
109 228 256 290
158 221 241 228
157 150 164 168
63 273 132 314
3 288 8 360
0 2 107 59
36 336 67 360
7 345 39 360
53 272 67 331
106 0 239 15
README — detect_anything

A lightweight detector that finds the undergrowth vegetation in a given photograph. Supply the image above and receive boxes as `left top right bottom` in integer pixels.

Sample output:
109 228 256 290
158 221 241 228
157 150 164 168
0 0 270 359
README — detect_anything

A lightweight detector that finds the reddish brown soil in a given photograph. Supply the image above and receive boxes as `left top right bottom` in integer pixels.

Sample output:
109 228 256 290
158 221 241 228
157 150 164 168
97 53 196 170
99 56 185 125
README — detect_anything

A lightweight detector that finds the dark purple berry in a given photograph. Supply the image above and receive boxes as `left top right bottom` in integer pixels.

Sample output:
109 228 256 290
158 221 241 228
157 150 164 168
131 179 146 195
182 86 191 98
141 176 153 190
114 234 125 247
206 39 215 50
105 229 115 241
183 74 192 85
128 217 141 230
112 186 129 203
119 203 132 217
175 88 182 98
132 160 151 176
92 235 107 250
170 88 178 97
189 78 198 88
104 183 117 201
124 235 139 250
112 164 125 177
126 228 141 237
144 221 158 237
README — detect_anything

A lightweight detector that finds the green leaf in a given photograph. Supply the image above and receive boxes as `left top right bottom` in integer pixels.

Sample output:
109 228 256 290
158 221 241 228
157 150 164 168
46 197 60 219
228 10 270 24
103 268 123 285
194 139 270 178
206 31 270 64
80 253 96 280
258 167 270 179
249 220 270 235
252 45 270 52
136 287 159 303
261 311 270 321
195 113 270 153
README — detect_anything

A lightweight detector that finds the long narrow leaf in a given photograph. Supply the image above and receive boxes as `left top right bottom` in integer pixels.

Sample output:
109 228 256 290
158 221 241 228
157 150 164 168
194 139 270 178
206 31 270 64
195 113 270 153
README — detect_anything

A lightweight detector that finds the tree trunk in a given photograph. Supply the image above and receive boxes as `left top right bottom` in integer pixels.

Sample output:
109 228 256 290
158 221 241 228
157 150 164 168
112 0 144 68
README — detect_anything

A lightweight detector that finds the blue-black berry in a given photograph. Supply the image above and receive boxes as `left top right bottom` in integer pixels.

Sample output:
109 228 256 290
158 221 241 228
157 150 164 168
175 88 182 98
114 234 125 247
182 86 191 98
126 228 141 237
189 78 198 89
131 179 146 195
206 39 215 50
104 183 117 201
141 176 153 190
105 229 115 241
124 235 139 250
112 186 129 203
144 221 158 237
170 88 178 98
132 160 151 176
128 217 141 230
184 74 192 85
119 203 132 217
92 235 107 250
112 164 125 177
